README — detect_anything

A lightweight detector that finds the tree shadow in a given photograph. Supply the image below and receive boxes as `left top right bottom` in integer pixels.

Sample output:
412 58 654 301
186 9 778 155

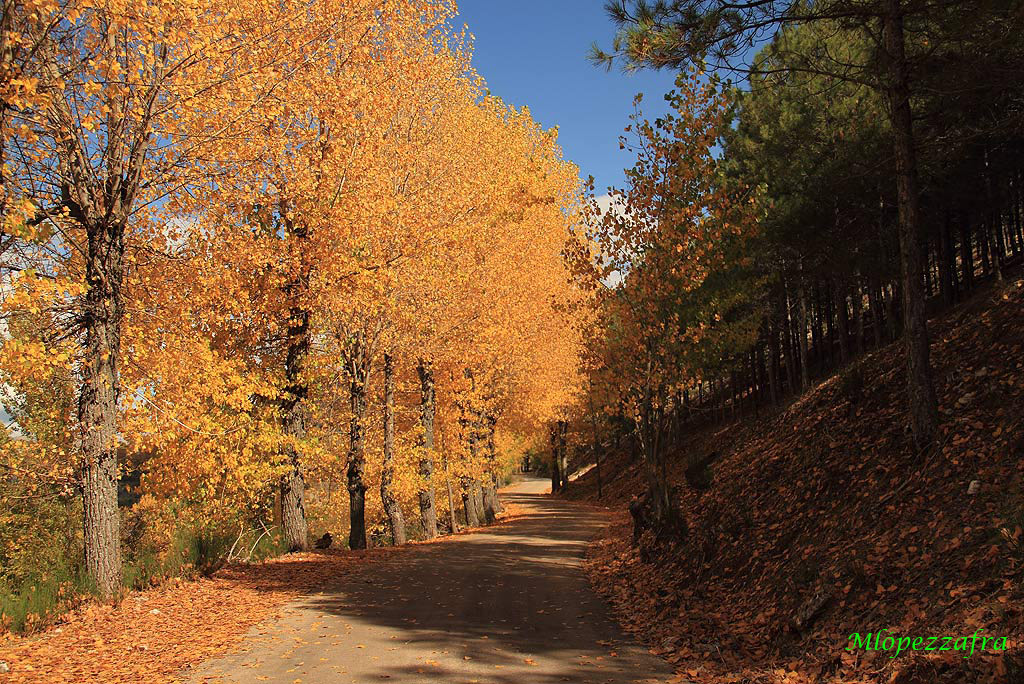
193 487 672 683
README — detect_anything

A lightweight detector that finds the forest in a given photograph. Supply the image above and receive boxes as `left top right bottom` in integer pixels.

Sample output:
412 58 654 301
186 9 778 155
574 0 1024 516
1 0 1023 683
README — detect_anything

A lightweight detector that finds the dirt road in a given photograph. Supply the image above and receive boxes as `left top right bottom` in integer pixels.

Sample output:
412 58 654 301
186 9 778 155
187 478 672 683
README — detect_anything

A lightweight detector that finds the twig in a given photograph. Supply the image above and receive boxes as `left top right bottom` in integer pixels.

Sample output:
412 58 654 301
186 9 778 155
226 524 251 563
878 433 950 505
247 520 276 561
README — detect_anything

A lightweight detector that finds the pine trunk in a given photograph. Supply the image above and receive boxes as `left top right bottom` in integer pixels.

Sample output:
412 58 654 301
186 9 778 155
869 280 884 348
810 282 822 370
782 286 798 393
923 236 934 297
984 151 1004 283
797 282 810 392
767 318 780 404
884 0 940 451
980 217 991 275
959 218 975 291
731 370 739 419
992 220 1005 282
885 282 899 341
834 283 849 366
822 287 832 367
939 212 956 304
1012 171 1023 254
852 283 864 357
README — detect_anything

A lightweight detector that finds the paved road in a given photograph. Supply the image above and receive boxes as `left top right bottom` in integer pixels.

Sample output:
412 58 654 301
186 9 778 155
188 479 672 683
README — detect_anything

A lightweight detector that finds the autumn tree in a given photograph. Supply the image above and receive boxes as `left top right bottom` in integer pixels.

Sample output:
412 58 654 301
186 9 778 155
0 0 589 610
569 69 759 533
326 79 584 543
0 0 329 595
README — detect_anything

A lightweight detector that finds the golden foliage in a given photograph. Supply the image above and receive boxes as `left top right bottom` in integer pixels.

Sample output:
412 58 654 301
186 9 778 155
0 0 587 586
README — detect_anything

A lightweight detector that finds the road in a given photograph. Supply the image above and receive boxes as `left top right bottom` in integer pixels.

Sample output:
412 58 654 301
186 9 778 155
187 478 672 683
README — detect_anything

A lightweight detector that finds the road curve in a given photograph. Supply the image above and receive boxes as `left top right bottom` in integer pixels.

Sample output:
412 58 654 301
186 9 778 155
187 478 672 683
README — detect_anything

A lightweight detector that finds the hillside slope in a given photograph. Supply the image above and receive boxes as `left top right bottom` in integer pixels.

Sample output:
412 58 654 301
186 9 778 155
567 279 1024 684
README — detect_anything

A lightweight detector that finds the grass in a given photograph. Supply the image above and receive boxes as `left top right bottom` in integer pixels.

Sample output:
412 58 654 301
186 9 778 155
0 565 95 633
1 521 294 635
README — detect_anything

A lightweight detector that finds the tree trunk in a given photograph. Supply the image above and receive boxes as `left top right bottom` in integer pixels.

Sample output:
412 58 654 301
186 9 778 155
462 480 480 527
346 337 370 550
797 281 810 392
481 417 501 523
852 282 864 357
380 354 406 546
638 388 685 539
490 422 504 517
729 369 738 419
718 376 727 423
549 423 561 493
959 217 975 292
279 420 308 552
991 220 1005 283
980 213 992 276
939 212 956 304
923 235 934 297
767 318 780 404
481 483 499 524
885 281 899 341
461 398 489 525
884 0 940 451
823 281 836 368
473 480 486 525
416 360 438 539
782 285 798 393
1011 170 1023 255
869 279 884 348
984 150 1004 283
588 383 604 499
473 481 486 522
442 448 458 535
280 304 310 552
810 282 823 370
558 420 569 489
834 283 849 366
752 347 763 409
80 219 125 597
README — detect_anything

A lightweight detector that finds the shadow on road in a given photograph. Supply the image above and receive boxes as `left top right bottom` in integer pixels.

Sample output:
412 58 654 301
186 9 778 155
190 481 671 684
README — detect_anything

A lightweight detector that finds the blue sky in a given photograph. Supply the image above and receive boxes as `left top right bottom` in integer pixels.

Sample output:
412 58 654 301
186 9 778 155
455 1 680 196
